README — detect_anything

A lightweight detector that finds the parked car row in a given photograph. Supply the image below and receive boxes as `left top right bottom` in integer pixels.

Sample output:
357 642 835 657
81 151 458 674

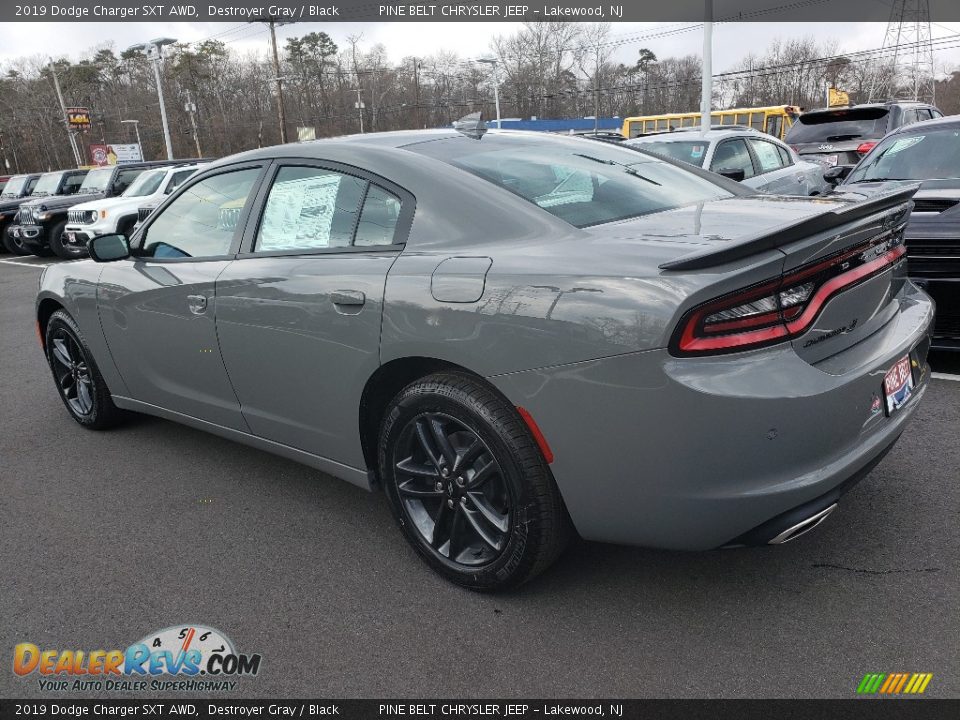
0 159 208 259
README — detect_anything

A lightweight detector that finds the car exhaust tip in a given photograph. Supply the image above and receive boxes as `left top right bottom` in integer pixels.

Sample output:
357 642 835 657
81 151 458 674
767 503 838 545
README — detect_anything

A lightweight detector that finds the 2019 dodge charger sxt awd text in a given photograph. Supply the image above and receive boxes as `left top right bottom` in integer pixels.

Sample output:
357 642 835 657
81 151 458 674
36 128 933 590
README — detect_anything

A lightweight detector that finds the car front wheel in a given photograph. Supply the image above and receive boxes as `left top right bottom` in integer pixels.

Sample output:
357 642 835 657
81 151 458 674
380 372 570 591
45 310 123 429
2 225 30 255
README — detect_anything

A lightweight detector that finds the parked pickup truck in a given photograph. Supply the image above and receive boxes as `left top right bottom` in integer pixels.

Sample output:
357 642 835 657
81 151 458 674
16 159 207 258
63 162 206 256
0 173 42 254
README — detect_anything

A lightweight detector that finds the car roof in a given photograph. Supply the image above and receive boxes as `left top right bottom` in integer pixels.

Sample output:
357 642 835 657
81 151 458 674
888 113 960 136
627 128 765 143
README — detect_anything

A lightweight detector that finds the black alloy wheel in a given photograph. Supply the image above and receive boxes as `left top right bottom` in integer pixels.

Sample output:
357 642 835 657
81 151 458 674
394 412 511 567
380 372 570 591
45 310 123 429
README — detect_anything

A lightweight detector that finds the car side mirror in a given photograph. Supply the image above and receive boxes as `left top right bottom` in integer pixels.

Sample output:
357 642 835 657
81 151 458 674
88 234 130 262
717 167 746 182
823 165 854 185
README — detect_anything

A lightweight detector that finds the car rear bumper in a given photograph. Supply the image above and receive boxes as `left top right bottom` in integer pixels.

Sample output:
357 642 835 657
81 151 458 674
490 281 935 550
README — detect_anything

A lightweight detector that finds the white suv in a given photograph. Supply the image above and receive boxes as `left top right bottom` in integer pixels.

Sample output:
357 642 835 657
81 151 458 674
64 163 206 247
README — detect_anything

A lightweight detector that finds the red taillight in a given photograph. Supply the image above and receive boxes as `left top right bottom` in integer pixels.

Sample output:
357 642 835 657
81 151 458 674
857 141 878 155
790 145 800 152
671 234 906 356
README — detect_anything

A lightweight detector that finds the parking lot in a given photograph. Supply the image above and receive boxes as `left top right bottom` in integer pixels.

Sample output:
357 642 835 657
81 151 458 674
1 257 958 699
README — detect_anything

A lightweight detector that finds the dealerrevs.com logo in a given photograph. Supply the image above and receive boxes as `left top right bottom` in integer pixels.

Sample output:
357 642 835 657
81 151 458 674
13 625 262 692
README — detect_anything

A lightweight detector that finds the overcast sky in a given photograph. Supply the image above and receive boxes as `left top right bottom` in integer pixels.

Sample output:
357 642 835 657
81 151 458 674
3 21 960 75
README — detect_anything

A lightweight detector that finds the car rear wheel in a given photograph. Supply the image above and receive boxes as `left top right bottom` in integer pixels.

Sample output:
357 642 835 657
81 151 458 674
379 372 570 591
45 310 123 430
2 225 30 255
50 220 86 259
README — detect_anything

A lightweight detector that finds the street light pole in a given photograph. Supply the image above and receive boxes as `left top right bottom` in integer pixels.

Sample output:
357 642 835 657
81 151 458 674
700 0 713 135
48 63 82 166
477 57 501 129
353 88 365 133
128 38 177 160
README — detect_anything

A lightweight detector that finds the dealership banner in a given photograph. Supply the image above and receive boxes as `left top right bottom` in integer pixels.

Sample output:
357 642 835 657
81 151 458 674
88 143 144 166
0 699 957 719
5 0 960 23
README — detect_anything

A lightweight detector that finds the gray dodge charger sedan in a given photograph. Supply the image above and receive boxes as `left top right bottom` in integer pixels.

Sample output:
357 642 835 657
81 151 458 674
36 127 934 590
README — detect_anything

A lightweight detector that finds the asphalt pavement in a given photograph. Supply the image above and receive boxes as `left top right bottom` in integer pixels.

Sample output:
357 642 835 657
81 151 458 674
1 257 958 699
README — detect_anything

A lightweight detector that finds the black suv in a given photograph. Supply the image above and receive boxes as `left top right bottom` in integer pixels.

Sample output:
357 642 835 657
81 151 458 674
786 101 943 167
0 173 42 253
16 160 205 258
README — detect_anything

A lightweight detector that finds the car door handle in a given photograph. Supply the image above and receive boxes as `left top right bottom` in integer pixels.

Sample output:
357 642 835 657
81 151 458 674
187 294 208 315
330 290 366 307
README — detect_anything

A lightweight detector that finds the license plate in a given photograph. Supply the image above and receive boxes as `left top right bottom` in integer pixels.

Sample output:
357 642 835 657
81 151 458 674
883 355 914 415
823 154 838 166
67 232 76 243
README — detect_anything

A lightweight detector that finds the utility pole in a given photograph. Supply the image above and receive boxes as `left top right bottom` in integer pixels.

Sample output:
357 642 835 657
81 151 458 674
700 0 713 135
412 57 422 128
49 63 82 167
185 90 202 157
353 88 365 133
251 17 292 143
477 57 501 129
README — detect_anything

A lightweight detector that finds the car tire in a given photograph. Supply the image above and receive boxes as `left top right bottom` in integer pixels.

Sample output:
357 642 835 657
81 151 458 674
379 371 570 591
45 310 123 430
49 220 85 259
2 225 30 255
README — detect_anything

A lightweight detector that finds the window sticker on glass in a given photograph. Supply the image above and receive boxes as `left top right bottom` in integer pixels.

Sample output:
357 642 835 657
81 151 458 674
257 167 365 252
691 145 705 159
885 136 925 156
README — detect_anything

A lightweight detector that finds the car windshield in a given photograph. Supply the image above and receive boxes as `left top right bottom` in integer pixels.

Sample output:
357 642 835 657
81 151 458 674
78 168 114 193
628 140 708 167
122 169 166 197
411 134 732 228
32 172 63 196
1 176 28 197
785 107 890 144
847 127 960 183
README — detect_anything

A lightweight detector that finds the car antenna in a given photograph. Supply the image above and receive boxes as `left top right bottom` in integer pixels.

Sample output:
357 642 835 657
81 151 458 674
453 111 487 140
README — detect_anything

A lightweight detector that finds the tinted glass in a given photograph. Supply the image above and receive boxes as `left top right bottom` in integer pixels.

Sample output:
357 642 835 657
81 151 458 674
355 185 401 246
256 166 366 252
62 173 87 194
113 169 145 194
411 135 731 229
630 140 707 167
785 108 890 143
710 139 755 178
776 145 793 166
747 139 784 173
846 127 960 182
166 169 196 193
142 168 259 259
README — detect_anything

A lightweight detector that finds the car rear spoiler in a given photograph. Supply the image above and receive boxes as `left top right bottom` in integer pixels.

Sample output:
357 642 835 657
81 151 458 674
659 183 920 271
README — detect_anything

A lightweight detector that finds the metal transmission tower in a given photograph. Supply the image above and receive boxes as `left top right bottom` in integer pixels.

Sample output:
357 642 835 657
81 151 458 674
869 0 935 103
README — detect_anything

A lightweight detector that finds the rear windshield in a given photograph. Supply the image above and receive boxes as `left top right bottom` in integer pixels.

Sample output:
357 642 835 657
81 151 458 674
786 108 890 144
627 140 707 167
410 134 731 228
847 127 960 183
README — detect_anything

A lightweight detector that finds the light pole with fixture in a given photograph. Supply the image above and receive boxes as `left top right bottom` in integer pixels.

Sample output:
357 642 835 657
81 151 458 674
120 119 143 160
127 38 177 160
476 57 501 129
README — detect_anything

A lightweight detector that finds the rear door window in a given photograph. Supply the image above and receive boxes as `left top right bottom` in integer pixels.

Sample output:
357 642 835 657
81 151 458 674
710 139 756 178
746 139 785 174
